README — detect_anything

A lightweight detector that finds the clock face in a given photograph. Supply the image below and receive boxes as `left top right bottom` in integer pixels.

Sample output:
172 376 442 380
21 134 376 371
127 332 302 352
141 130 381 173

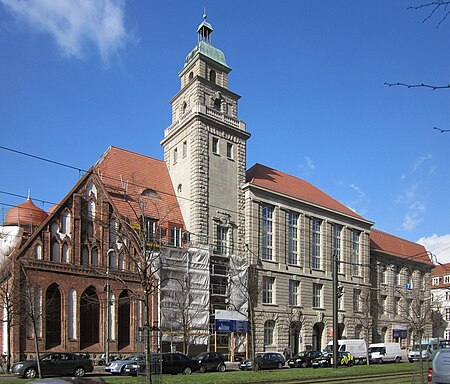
0 226 23 261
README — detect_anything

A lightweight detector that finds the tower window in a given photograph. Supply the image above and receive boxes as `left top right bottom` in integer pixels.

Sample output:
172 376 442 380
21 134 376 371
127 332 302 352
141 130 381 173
210 70 216 84
173 148 178 164
189 72 193 81
226 142 233 159
182 141 187 157
212 137 219 154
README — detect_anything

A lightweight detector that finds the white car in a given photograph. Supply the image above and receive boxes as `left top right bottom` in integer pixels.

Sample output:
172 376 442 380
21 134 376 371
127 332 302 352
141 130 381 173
428 349 450 383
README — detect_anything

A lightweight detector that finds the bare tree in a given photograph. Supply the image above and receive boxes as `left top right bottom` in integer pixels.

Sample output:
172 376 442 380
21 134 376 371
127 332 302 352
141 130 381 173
354 289 376 365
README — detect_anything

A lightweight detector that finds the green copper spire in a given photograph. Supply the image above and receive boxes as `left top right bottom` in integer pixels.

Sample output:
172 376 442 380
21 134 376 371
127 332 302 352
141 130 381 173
184 12 229 69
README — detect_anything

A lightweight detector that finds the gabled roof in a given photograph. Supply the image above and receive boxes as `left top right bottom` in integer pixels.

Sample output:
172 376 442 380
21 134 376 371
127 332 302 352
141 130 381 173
431 263 450 277
246 163 368 222
95 146 184 227
370 228 433 266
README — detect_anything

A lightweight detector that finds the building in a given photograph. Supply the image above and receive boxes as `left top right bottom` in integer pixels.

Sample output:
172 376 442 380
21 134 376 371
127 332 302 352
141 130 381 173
431 263 450 340
0 14 434 361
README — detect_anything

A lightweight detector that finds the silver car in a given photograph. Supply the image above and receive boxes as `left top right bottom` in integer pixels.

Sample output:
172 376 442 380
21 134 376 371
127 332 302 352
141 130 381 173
105 354 145 375
428 349 450 383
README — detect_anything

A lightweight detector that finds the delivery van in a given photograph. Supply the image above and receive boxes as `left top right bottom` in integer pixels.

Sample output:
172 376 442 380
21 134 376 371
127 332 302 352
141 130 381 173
408 339 439 362
324 339 367 364
368 342 402 363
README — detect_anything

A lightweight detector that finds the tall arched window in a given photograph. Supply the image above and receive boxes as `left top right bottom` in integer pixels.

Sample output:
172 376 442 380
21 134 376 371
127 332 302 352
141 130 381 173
91 247 98 266
118 253 125 270
61 210 71 236
81 246 89 265
62 243 69 263
35 244 42 260
51 242 60 262
118 290 131 350
264 320 275 346
80 286 99 348
45 284 61 349
108 251 116 269
68 289 77 340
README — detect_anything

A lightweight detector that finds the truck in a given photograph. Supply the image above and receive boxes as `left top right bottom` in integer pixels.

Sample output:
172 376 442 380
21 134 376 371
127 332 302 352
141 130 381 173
324 339 367 364
408 339 439 362
368 342 402 363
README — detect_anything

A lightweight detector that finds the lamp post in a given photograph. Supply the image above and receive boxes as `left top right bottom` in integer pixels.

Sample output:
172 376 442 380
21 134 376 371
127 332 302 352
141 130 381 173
332 251 344 369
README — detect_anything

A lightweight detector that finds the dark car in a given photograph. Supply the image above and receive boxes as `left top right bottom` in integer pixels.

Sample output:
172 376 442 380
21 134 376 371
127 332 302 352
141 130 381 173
11 352 94 379
287 351 323 368
124 353 199 375
311 351 354 368
195 352 226 372
239 352 285 371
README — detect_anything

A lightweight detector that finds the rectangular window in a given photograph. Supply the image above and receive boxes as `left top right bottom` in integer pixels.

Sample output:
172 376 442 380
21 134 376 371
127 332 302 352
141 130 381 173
288 212 299 265
263 277 275 304
262 205 273 261
289 280 299 306
169 226 181 247
226 142 233 159
353 289 361 312
144 217 156 243
312 283 322 308
446 308 450 322
216 226 228 255
446 292 450 301
312 219 321 269
173 147 178 164
212 137 219 154
333 224 342 273
445 275 450 284
182 140 187 157
352 230 360 276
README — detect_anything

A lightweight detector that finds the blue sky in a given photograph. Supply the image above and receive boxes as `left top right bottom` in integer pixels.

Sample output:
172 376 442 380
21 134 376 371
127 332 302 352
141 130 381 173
1 1 449 262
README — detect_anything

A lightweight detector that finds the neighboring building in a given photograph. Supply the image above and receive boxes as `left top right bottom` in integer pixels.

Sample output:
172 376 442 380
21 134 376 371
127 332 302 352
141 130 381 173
431 263 450 340
370 229 434 348
0 15 434 360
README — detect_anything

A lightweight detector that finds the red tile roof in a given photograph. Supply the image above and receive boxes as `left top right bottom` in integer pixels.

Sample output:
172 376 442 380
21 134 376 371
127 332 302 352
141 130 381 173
246 163 368 221
94 146 184 228
432 263 450 276
370 228 433 266
5 198 48 227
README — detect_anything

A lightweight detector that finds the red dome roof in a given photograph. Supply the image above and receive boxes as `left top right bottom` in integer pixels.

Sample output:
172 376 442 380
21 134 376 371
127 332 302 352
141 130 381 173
4 198 48 227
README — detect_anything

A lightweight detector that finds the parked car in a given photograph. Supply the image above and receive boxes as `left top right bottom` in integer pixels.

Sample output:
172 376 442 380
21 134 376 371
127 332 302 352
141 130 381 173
428 349 450 383
287 351 323 368
311 351 354 368
194 352 226 372
239 352 285 371
105 354 145 375
122 354 161 376
11 352 94 379
124 353 199 375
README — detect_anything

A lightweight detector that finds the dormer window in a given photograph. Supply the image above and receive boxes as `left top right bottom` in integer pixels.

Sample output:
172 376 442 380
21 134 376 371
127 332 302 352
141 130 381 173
141 189 160 199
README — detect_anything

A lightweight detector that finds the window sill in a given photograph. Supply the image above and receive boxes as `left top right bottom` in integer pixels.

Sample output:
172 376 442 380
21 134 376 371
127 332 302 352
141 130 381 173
262 303 279 307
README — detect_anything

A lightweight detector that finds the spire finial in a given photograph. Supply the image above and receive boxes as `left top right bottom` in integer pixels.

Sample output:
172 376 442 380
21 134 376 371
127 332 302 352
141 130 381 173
203 7 207 20
27 189 31 200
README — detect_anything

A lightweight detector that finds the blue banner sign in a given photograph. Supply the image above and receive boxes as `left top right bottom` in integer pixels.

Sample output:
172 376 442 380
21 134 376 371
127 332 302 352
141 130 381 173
216 319 248 333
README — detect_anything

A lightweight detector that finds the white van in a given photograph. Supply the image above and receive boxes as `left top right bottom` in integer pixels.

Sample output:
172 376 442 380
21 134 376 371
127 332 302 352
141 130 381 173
368 343 402 363
428 349 450 383
408 339 439 362
325 339 367 364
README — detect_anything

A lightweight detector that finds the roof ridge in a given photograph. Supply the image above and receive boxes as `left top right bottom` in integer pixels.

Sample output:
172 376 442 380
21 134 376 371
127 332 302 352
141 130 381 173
371 228 422 247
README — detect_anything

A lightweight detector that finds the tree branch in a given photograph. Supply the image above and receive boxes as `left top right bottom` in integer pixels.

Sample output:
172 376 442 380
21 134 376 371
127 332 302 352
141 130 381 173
408 1 450 28
384 82 450 90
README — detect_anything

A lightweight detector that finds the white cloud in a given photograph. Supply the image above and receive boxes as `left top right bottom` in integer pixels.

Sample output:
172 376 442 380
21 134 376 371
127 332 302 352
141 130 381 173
298 156 316 176
1 0 129 63
411 153 432 173
417 234 450 264
401 212 422 231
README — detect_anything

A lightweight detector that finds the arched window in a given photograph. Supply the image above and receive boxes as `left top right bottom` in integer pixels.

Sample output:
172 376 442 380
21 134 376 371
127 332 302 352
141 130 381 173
210 70 216 84
45 284 61 348
264 320 275 346
118 252 125 270
80 286 99 348
87 200 95 220
189 72 193 81
91 247 98 266
182 101 187 114
81 246 89 265
61 243 69 263
35 244 42 260
86 181 97 199
118 290 131 350
108 251 116 269
68 289 77 340
109 218 116 244
50 222 59 237
61 210 71 236
51 242 60 262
